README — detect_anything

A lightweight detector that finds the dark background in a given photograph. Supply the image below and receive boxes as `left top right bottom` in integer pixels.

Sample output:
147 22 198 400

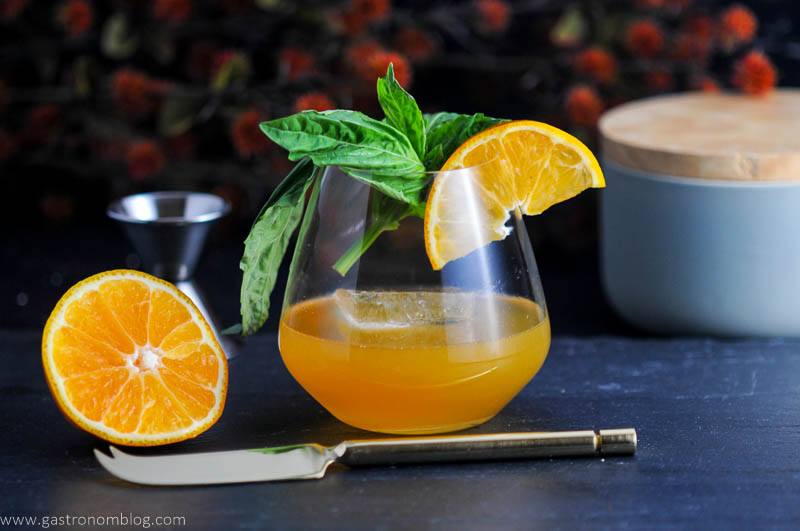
2 0 798 334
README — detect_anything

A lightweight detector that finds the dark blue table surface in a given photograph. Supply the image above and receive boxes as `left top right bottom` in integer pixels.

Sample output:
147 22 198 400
3 330 800 529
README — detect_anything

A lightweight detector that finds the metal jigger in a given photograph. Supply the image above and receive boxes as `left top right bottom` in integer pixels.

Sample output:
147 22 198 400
108 192 238 359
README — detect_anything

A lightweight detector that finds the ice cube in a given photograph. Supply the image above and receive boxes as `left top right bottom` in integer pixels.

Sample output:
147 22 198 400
332 289 477 330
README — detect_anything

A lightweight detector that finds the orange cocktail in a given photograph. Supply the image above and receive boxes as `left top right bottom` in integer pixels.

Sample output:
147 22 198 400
243 65 603 436
279 291 550 434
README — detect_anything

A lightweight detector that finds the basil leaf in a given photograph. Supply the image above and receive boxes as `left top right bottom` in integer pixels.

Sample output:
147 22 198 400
425 144 444 171
283 176 320 304
423 112 507 170
260 110 426 205
239 159 316 335
377 64 426 159
249 157 314 230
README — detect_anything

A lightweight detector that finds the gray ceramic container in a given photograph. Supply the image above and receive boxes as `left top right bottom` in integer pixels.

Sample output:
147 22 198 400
601 161 800 336
598 90 800 337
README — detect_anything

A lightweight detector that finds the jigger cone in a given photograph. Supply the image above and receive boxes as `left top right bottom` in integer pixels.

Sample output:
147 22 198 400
107 192 238 358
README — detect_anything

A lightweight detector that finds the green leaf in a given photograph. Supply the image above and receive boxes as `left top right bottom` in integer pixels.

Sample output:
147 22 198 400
260 110 427 205
377 64 426 159
239 159 315 335
550 6 586 48
72 56 93 97
425 144 444 170
101 13 139 60
211 52 252 93
423 112 507 170
158 94 199 137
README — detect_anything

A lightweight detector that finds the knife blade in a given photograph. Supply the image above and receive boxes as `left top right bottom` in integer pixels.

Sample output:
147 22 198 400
95 428 636 486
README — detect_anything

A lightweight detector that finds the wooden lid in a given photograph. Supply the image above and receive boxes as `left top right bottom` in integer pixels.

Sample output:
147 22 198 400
599 89 800 181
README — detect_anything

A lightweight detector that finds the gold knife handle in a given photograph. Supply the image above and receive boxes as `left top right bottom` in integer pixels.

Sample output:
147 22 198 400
335 428 636 466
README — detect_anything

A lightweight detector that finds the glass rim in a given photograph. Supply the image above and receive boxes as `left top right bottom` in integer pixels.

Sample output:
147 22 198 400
106 191 231 225
322 157 502 182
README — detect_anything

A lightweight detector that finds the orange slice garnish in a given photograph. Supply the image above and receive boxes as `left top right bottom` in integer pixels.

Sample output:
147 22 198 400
424 120 605 269
42 270 227 446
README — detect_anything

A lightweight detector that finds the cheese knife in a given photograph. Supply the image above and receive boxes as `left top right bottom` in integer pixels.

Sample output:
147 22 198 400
95 428 636 486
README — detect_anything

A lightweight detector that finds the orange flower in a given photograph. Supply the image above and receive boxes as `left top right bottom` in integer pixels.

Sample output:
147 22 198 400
687 15 715 41
126 141 166 180
368 51 412 86
58 0 92 37
732 50 776 96
395 27 436 63
695 77 721 93
350 0 390 22
293 92 335 113
626 19 664 59
331 10 367 36
329 0 390 37
23 104 61 144
279 48 316 81
112 69 165 117
153 0 192 23
566 85 603 127
231 109 269 158
672 16 714 63
574 47 617 85
476 0 510 34
645 69 673 92
346 40 385 79
1 0 28 20
720 4 757 46
672 17 714 63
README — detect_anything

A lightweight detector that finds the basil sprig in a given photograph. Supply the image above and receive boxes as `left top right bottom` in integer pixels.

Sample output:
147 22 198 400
239 65 506 335
239 158 315 335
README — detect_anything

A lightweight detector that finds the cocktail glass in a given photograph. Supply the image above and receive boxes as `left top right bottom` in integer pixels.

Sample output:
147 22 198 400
279 166 550 434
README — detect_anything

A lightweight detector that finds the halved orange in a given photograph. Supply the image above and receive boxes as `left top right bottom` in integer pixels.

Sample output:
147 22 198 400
424 120 605 269
42 270 227 446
